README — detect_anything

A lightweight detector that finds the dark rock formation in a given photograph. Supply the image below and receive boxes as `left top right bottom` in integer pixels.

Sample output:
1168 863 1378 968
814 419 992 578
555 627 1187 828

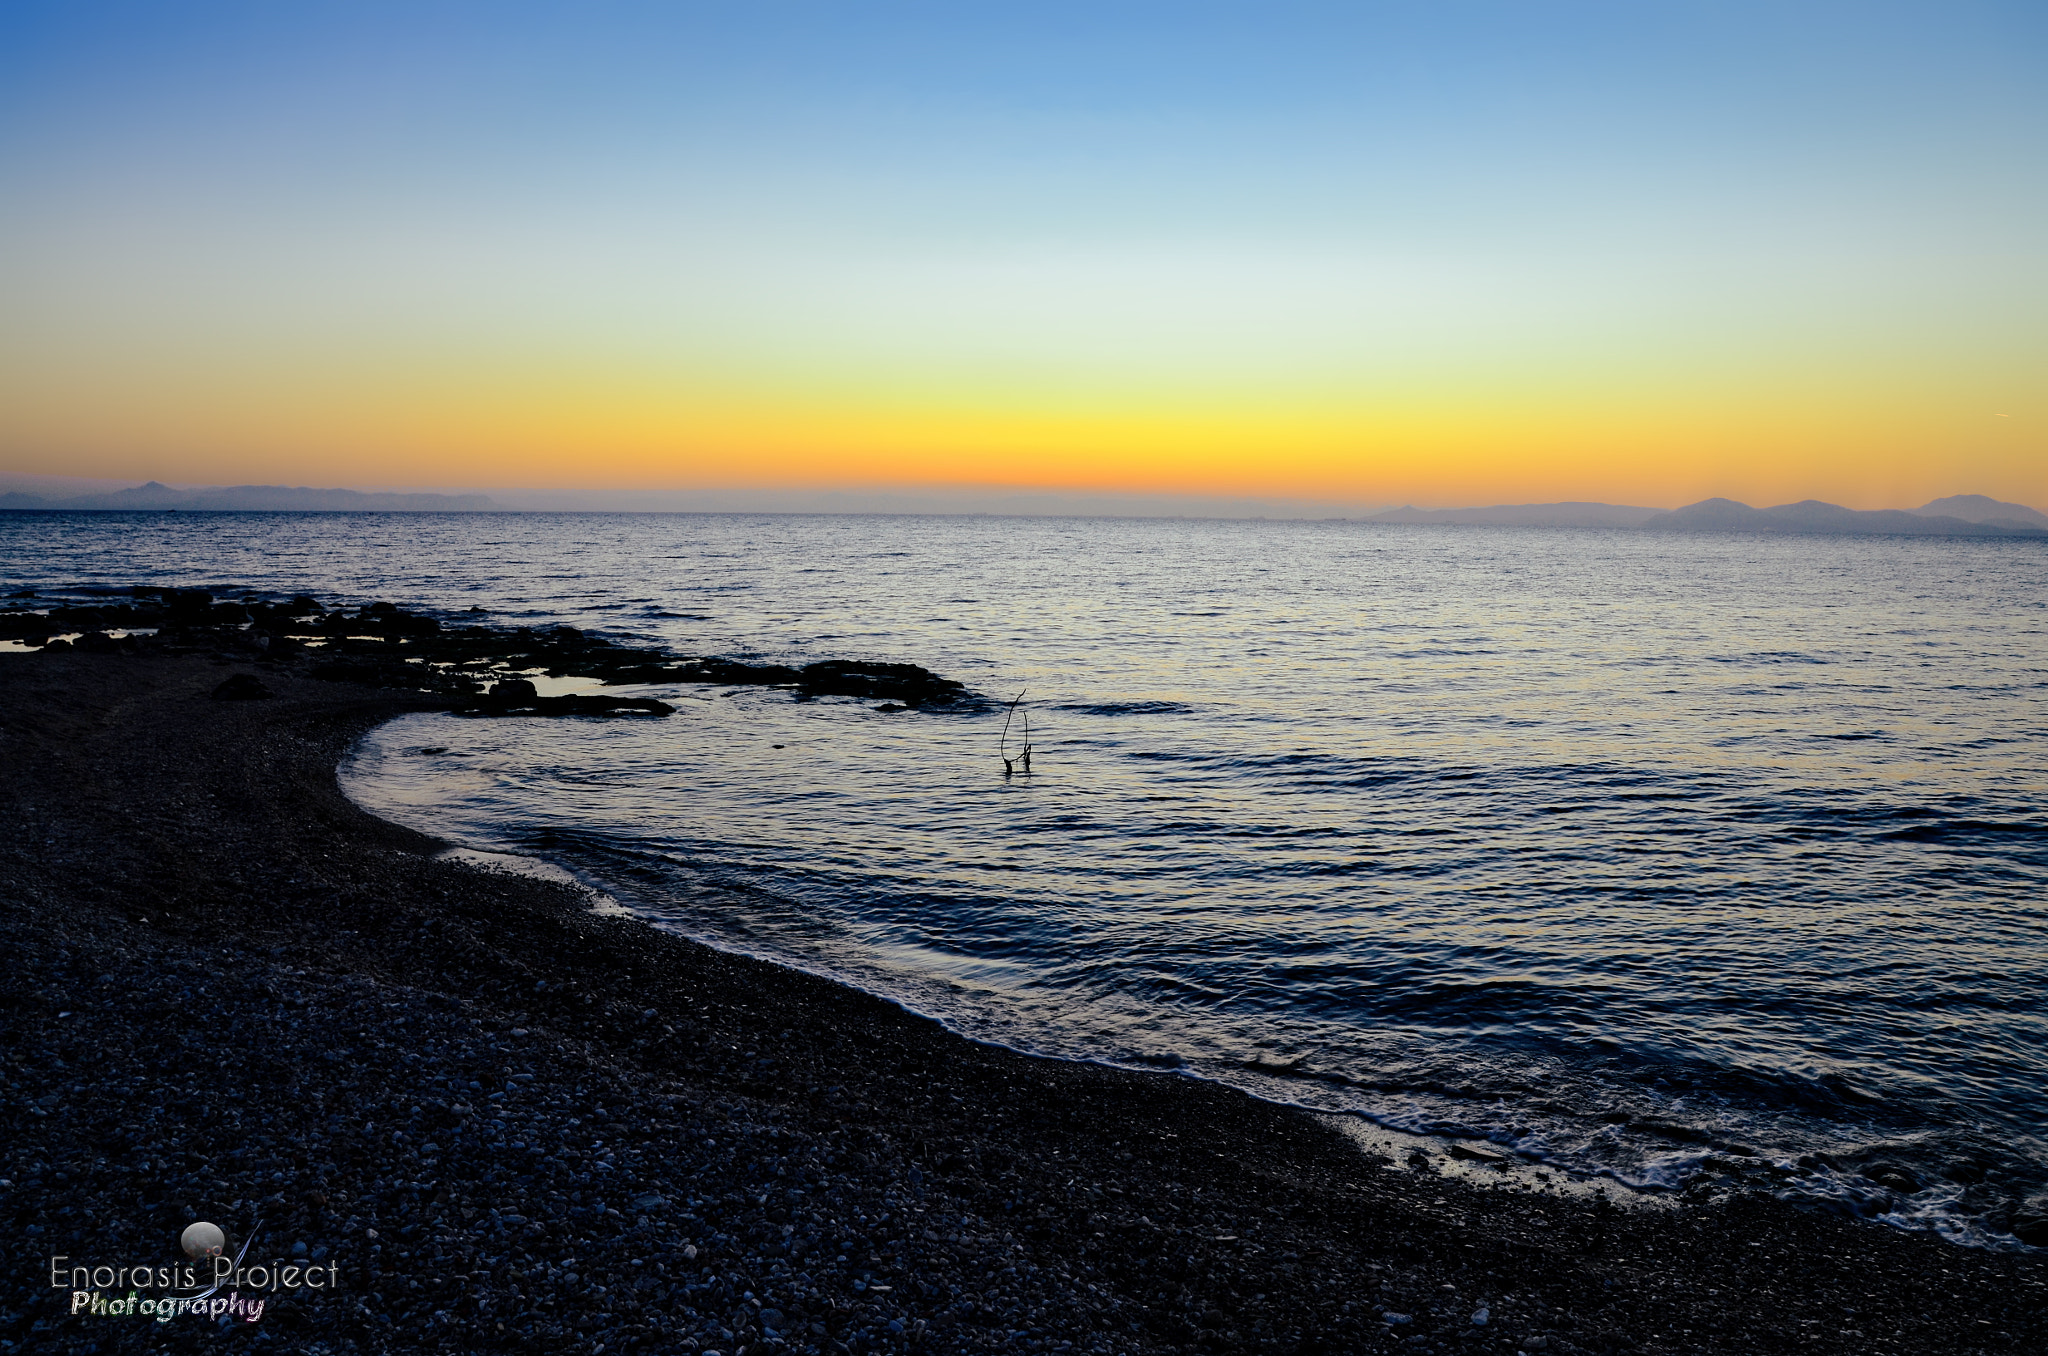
798 660 967 704
211 673 275 700
3 589 982 717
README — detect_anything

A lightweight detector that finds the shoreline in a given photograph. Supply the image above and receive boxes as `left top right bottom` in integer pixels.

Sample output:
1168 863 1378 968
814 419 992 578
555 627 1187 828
411 837 1679 1220
1 651 2041 1354
409 834 1679 1221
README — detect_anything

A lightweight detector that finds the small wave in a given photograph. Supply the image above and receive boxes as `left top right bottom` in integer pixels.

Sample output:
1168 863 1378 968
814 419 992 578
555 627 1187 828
1885 819 2047 843
1055 700 1197 716
1708 650 1829 664
1366 979 1599 1025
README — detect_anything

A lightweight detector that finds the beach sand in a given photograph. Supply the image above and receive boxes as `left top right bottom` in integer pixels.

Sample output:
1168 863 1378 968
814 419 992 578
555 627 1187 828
1 650 2040 1354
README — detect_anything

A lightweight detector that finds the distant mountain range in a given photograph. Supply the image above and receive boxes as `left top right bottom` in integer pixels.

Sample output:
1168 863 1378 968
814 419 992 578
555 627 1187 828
1367 494 2048 537
1 480 2043 534
0 481 495 512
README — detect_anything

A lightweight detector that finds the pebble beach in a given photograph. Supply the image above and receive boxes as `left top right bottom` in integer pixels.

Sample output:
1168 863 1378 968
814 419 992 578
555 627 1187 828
1 647 2043 1355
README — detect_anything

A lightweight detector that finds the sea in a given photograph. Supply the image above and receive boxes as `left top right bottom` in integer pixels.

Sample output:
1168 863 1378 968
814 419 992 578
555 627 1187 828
4 510 2044 1248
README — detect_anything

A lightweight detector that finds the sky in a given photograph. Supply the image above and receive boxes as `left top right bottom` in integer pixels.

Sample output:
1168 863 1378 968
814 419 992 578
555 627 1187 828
1 1 2043 509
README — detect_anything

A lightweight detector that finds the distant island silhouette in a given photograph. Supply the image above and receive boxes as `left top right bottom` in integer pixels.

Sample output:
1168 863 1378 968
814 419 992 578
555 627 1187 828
2 481 2044 534
0 481 496 512
1367 493 2048 537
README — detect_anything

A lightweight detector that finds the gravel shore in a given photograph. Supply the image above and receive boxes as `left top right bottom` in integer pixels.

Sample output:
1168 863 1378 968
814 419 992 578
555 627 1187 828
1 651 2041 1355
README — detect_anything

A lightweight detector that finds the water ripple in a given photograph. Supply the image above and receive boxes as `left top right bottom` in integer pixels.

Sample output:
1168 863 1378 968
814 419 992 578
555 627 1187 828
6 510 2045 1246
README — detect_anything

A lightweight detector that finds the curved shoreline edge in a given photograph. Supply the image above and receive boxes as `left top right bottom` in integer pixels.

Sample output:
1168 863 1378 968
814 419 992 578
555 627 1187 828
378 807 1672 1214
1 651 2041 1355
343 708 2038 1244
385 819 1657 1217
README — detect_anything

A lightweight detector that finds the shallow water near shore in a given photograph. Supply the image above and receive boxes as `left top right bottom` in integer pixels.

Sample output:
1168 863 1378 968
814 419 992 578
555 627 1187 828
5 509 2046 1247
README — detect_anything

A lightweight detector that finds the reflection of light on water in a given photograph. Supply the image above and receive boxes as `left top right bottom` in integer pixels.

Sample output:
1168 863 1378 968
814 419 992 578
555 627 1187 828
864 941 1039 989
1320 1117 1676 1210
0 628 156 652
516 673 612 698
20 509 2033 1249
348 663 2048 1248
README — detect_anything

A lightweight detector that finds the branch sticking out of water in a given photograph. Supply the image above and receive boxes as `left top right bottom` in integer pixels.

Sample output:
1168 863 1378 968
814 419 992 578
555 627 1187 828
1000 689 1031 777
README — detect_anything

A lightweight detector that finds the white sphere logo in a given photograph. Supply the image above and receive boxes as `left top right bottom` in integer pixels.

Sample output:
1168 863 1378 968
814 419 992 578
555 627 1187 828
181 1222 226 1260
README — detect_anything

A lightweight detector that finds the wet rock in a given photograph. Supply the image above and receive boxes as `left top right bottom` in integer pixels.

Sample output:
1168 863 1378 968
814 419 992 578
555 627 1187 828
162 587 215 618
0 609 49 639
97 584 982 713
309 659 417 687
1449 1142 1510 1164
665 656 805 687
212 673 275 700
798 659 967 705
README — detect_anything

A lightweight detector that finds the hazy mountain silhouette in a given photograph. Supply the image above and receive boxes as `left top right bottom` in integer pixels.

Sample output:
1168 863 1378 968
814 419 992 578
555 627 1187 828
0 481 495 511
1912 494 2048 530
2 480 2042 533
1643 498 2046 537
1351 497 2039 540
1361 496 2046 536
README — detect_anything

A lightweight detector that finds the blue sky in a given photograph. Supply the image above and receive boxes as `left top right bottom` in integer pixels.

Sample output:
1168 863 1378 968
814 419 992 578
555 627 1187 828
2 2 2043 505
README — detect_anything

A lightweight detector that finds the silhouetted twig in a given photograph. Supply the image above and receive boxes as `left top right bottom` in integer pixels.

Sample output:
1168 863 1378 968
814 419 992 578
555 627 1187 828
999 689 1026 776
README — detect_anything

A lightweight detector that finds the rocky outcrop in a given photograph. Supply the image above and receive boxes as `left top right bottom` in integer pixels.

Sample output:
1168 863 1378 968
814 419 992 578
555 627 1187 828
798 660 968 704
0 587 975 711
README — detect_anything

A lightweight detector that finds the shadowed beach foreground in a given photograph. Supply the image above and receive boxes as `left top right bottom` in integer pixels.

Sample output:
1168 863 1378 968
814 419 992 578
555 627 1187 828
1 652 2042 1355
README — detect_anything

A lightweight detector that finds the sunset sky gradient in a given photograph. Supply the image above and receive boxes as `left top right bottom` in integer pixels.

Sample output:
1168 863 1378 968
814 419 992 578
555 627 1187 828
2 1 2043 508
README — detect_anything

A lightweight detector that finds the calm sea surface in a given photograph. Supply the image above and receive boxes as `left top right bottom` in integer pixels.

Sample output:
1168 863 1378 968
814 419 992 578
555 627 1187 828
5 511 2045 1246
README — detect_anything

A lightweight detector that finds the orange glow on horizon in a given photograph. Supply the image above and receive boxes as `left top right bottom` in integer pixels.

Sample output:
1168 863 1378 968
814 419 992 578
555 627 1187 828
2 367 2039 511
